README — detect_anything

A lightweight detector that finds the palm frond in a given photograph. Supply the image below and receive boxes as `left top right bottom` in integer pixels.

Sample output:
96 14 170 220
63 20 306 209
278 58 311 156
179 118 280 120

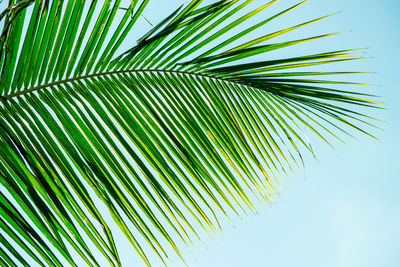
0 0 381 266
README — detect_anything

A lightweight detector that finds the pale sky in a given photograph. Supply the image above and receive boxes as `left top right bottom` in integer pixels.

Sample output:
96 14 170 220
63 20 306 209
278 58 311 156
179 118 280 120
159 1 400 266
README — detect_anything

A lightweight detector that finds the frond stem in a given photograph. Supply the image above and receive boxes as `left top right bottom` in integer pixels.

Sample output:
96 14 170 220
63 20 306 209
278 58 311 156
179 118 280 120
0 69 228 102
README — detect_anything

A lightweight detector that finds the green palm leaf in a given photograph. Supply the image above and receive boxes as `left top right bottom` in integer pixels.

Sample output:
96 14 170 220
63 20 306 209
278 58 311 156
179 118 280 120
0 0 381 266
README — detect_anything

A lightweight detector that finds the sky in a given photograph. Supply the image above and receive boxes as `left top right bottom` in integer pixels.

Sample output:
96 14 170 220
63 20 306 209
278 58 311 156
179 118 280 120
1 0 399 267
156 1 400 266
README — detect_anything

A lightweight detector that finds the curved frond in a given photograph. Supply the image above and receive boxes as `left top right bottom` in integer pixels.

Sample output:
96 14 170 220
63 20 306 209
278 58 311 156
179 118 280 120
0 0 381 266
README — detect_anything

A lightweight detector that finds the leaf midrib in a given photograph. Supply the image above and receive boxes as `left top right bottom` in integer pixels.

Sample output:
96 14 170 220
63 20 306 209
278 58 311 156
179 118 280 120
0 69 230 102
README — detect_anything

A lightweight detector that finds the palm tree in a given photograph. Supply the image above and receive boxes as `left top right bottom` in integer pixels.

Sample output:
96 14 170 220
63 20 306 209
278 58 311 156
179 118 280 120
0 0 381 266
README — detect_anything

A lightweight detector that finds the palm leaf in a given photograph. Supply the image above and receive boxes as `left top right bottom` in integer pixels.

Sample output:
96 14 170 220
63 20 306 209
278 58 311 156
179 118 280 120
0 0 381 266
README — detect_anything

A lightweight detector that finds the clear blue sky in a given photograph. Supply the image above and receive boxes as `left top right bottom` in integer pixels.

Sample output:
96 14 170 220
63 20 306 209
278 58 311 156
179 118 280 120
1 1 399 266
161 1 400 266
110 1 400 266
